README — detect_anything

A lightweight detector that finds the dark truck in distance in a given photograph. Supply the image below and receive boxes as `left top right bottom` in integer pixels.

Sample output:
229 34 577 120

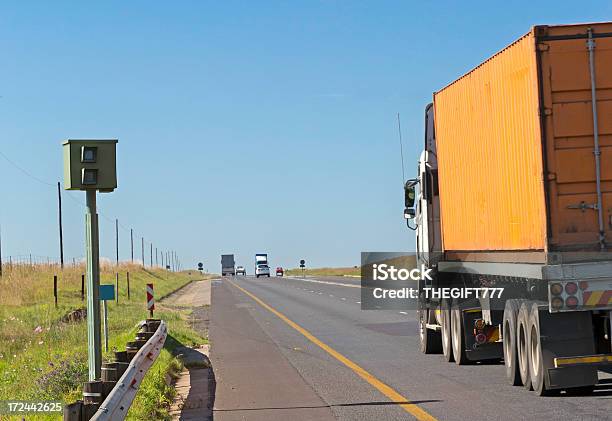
404 22 612 396
221 254 235 276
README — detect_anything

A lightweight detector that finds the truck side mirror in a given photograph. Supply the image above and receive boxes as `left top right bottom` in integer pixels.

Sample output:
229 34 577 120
404 179 418 219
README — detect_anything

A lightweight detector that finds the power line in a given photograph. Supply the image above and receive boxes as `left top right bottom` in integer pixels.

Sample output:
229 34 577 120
0 150 55 187
0 149 181 267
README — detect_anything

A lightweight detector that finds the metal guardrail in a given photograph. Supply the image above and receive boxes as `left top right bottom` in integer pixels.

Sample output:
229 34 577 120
90 320 167 421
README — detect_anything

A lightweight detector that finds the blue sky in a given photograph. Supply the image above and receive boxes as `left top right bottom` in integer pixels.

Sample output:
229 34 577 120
0 1 610 270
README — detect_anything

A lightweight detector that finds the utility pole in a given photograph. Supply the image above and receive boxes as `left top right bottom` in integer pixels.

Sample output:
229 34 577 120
155 247 158 267
150 243 153 267
130 228 134 263
141 237 144 267
57 182 64 269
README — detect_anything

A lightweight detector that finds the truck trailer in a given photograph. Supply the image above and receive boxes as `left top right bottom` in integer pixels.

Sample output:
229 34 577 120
221 254 235 276
404 22 612 396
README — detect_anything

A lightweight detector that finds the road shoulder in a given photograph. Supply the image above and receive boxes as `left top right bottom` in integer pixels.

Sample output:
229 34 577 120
210 278 336 421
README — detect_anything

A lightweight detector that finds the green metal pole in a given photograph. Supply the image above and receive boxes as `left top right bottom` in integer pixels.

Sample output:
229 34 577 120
85 189 101 380
103 300 108 353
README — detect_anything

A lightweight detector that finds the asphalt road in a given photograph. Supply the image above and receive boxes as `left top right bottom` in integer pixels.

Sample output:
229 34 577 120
209 275 612 421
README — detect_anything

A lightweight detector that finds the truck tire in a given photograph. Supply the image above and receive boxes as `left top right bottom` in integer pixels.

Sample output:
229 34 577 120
451 304 468 364
516 301 532 390
527 303 557 396
441 299 454 362
419 309 442 354
503 299 524 386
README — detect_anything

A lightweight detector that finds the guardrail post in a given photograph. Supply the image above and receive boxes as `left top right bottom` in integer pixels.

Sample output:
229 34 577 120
63 401 83 421
101 363 118 382
82 403 99 421
83 381 104 405
114 350 128 363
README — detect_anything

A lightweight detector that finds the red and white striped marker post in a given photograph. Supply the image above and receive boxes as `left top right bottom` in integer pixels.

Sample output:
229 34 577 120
146 283 154 318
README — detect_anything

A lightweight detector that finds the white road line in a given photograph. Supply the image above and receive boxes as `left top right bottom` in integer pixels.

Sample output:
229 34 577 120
341 298 346 301
356 301 361 304
285 276 360 288
399 311 408 315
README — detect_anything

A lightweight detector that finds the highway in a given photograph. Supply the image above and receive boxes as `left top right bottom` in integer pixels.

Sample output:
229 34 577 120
208 275 612 421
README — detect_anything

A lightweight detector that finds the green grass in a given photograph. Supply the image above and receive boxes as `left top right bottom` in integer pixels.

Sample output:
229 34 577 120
0 263 210 420
285 266 361 277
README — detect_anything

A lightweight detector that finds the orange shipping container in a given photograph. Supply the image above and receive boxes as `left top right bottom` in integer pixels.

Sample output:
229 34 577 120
433 22 612 258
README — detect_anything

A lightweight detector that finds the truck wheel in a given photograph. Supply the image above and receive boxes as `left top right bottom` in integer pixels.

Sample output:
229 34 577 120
451 304 468 365
527 303 555 396
516 301 532 390
441 299 454 362
503 299 524 386
419 309 442 354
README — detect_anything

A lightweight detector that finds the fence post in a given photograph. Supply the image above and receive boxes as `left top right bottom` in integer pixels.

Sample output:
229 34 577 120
54 275 58 308
127 272 130 300
81 274 85 301
116 273 119 303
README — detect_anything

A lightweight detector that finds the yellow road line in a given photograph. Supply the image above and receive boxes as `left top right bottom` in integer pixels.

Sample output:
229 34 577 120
226 278 438 421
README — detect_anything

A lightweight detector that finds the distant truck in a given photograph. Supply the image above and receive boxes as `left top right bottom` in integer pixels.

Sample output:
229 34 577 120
404 22 612 396
221 254 235 276
255 253 268 269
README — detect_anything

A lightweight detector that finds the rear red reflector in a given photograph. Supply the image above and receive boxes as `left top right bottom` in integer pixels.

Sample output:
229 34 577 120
566 296 579 309
565 282 578 295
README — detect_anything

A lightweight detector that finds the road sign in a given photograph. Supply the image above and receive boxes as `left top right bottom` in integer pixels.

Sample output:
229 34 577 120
300 259 305 265
147 283 155 317
198 262 203 270
99 284 115 301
